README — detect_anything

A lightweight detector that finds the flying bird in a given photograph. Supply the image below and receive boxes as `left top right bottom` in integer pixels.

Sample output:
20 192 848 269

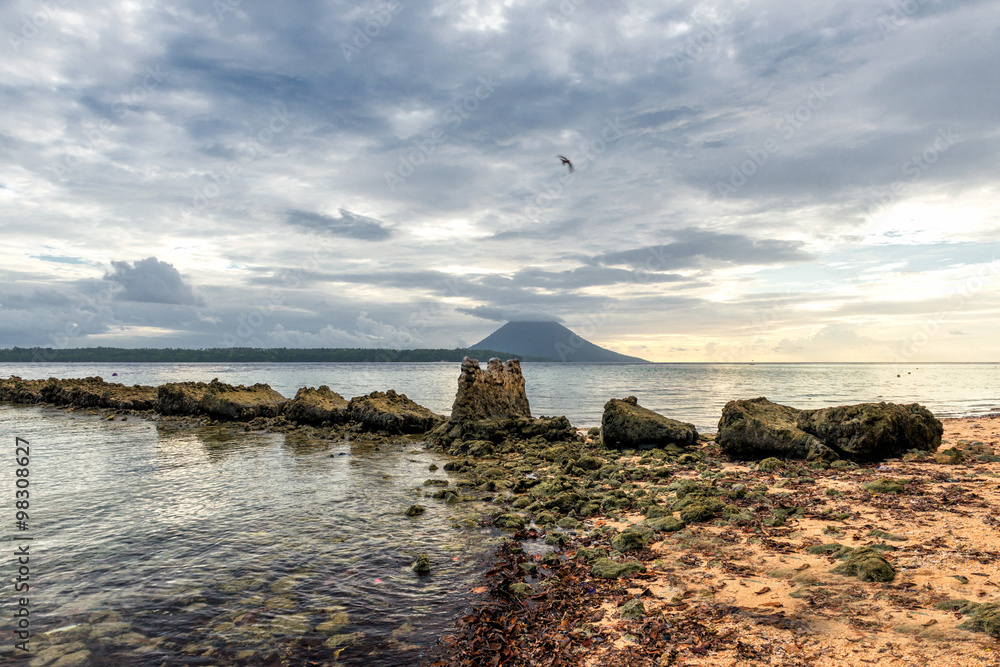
557 155 574 173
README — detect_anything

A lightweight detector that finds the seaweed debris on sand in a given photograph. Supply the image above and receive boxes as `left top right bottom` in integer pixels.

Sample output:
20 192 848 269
426 414 1000 667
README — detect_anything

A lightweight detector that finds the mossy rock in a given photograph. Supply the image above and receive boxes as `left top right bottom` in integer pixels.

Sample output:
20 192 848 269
806 543 853 559
518 562 537 574
619 598 645 620
574 546 607 562
679 498 724 523
512 496 532 509
493 513 526 529
833 546 896 582
576 455 603 470
541 551 560 567
757 457 784 472
612 528 652 552
646 516 685 533
404 504 425 517
863 478 908 494
933 447 965 464
534 512 557 526
556 517 581 529
412 554 431 574
591 558 645 579
424 479 449 487
830 460 859 470
963 603 1000 638
933 599 977 613
545 532 568 546
645 504 670 519
509 583 532 596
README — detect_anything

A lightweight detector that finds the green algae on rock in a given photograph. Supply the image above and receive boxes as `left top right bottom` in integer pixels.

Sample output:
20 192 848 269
832 546 896 582
591 558 645 579
412 553 431 574
619 598 645 620
600 396 698 450
282 386 348 425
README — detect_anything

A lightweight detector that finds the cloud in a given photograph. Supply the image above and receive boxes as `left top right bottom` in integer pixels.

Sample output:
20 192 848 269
593 229 814 270
457 306 564 323
105 258 205 306
285 209 394 240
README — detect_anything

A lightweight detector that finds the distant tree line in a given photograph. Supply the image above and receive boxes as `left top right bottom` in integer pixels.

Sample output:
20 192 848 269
0 347 555 363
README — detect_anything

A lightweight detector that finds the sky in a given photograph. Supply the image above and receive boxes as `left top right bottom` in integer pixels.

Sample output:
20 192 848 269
2 0 999 362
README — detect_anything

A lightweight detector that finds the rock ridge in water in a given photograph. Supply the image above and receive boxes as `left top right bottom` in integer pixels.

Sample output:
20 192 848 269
283 386 349 425
157 378 287 421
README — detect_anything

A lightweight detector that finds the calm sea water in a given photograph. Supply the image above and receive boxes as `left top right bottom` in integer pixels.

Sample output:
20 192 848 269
1 362 997 665
1 361 997 431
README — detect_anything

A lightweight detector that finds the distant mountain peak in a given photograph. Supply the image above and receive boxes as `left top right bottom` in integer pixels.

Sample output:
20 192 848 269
471 321 648 363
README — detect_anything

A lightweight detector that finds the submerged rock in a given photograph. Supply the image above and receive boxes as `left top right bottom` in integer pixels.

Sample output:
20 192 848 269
413 553 431 574
157 379 287 421
601 397 698 450
717 397 834 461
346 390 442 434
283 386 348 425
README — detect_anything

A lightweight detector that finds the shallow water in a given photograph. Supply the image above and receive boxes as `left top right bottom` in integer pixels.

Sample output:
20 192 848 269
0 404 497 665
1 361 997 431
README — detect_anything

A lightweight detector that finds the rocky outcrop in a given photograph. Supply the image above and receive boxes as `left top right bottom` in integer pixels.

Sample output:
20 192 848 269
428 357 578 452
796 402 942 461
283 386 348 425
451 357 531 422
0 376 50 404
600 397 698 450
717 397 942 462
157 379 287 421
346 390 442 434
40 376 158 411
0 376 158 410
717 397 835 461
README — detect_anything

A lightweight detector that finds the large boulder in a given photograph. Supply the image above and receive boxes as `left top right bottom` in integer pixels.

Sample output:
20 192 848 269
601 396 698 450
283 386 348 425
157 379 287 421
796 402 942 461
450 357 531 422
717 397 942 462
717 397 835 461
346 390 442 434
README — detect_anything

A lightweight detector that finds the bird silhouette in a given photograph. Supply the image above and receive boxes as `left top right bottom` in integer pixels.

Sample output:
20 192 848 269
557 155 574 173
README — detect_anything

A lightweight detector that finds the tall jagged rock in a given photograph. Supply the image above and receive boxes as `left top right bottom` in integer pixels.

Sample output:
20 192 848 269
450 357 532 422
427 357 577 453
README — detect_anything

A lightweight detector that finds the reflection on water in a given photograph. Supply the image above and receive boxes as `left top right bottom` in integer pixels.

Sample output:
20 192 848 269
0 405 497 666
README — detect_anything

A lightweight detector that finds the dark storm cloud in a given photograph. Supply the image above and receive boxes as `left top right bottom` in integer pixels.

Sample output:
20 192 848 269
105 257 205 306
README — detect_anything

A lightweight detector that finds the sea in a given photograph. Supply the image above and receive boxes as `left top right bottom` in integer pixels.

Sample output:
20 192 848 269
0 362 997 665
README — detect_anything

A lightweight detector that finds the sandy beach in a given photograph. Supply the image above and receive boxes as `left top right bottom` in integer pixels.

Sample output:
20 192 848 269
429 415 1000 667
